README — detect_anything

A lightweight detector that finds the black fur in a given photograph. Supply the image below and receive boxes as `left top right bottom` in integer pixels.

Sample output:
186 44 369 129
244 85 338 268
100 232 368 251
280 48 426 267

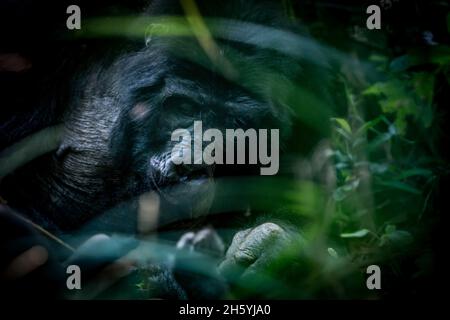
1 0 312 232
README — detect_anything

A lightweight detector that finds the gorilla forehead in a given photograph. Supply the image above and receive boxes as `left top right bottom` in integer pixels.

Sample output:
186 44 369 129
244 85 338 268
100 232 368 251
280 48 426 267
109 49 280 139
113 34 299 121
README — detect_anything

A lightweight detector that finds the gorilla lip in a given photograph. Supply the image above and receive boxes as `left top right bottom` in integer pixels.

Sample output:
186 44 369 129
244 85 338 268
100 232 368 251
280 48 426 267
159 176 216 222
161 175 214 202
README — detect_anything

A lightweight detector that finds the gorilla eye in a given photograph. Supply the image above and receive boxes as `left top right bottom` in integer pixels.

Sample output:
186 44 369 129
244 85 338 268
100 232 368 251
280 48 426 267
177 102 194 115
163 95 198 117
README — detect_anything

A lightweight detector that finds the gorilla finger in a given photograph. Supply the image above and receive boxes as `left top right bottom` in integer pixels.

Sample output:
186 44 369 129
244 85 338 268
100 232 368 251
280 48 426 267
217 256 248 281
192 228 225 257
234 223 285 265
239 246 283 284
223 228 252 259
176 232 196 251
218 223 284 279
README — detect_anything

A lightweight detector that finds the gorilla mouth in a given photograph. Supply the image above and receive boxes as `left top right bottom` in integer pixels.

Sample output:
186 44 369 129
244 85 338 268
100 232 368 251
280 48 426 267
149 163 216 222
159 178 216 223
163 176 214 203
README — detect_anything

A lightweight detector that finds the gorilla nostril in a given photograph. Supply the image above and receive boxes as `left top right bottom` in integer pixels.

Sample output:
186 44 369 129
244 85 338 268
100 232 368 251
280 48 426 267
175 164 213 181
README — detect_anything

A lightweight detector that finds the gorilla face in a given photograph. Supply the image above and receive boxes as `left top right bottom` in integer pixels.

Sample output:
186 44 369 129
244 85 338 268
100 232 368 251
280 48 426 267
1 0 301 232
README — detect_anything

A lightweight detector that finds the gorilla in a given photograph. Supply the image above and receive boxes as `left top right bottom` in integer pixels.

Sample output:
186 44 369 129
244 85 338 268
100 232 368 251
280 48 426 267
0 0 330 299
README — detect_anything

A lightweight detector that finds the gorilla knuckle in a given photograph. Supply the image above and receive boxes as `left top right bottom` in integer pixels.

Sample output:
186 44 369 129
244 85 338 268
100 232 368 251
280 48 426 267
258 222 284 237
234 249 256 263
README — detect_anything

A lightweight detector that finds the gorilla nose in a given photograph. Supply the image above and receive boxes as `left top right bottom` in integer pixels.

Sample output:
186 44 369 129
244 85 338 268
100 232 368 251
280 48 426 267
175 163 214 182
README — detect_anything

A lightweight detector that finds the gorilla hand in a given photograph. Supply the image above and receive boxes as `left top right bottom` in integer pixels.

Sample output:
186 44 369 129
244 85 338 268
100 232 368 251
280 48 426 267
173 228 228 299
218 222 300 283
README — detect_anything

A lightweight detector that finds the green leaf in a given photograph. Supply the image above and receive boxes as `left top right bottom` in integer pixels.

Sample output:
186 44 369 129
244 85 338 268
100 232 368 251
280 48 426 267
333 177 360 201
385 224 396 234
363 80 420 134
369 54 388 64
332 117 352 134
380 230 413 248
333 187 348 201
367 132 394 151
368 163 389 174
327 247 339 258
355 116 383 137
362 83 384 96
340 229 370 238
376 180 422 195
335 127 352 141
342 179 360 192
396 168 433 180
389 55 413 72
135 282 145 290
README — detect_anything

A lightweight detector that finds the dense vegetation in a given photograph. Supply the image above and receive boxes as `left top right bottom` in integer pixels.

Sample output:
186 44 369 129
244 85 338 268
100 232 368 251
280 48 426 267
74 0 449 299
1 0 447 299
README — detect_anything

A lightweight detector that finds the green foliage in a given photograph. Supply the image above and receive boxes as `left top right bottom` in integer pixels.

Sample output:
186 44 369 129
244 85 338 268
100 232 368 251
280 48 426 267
74 0 447 299
225 0 448 299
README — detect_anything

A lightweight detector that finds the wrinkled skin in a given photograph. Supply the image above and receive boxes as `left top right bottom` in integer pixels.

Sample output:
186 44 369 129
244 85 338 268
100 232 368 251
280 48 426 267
219 222 294 282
